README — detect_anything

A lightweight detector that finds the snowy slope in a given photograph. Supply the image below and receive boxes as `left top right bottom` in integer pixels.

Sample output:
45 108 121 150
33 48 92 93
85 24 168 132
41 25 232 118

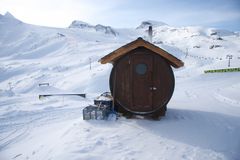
0 13 240 160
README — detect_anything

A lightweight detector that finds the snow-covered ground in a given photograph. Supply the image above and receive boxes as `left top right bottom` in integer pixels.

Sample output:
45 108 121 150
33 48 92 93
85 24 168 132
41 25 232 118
0 12 240 160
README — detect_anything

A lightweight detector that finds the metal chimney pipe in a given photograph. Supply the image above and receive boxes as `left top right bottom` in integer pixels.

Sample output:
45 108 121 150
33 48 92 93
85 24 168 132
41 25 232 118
148 26 153 43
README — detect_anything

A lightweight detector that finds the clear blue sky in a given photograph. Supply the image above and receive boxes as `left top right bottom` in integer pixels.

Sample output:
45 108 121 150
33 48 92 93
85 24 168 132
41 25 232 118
0 0 239 31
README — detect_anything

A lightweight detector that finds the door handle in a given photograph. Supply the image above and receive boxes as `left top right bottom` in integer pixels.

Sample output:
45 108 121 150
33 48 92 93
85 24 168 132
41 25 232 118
150 87 157 91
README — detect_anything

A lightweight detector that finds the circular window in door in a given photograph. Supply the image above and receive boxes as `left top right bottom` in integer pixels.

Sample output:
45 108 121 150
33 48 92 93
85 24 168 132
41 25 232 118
135 63 147 75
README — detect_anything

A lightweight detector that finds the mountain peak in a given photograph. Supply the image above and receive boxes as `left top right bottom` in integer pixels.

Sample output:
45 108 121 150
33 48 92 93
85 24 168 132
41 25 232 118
0 11 22 24
69 20 92 28
68 20 118 36
4 12 16 19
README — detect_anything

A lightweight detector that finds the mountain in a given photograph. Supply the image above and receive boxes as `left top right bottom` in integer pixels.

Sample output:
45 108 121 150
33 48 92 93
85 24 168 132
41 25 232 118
3 11 16 19
0 12 240 160
69 20 118 36
68 20 92 29
0 11 22 25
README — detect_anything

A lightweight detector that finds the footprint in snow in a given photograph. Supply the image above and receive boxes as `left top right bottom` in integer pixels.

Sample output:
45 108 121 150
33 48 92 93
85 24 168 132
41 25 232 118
74 145 94 153
185 90 197 99
12 153 22 159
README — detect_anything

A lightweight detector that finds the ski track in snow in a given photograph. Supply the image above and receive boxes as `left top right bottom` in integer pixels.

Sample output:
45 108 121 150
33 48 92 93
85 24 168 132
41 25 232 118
0 13 240 160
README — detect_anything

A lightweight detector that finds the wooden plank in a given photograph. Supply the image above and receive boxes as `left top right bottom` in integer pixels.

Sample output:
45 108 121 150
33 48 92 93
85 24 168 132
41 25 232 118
39 94 86 99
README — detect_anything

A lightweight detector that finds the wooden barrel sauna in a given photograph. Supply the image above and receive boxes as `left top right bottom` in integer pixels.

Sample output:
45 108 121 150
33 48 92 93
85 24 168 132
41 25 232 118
109 47 175 116
100 38 184 118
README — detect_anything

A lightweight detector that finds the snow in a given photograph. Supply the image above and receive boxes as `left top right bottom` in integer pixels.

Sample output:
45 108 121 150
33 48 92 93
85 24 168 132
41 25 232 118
0 13 240 160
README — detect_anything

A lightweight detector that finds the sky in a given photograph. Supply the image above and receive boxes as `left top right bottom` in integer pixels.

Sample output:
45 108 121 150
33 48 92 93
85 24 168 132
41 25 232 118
0 0 240 31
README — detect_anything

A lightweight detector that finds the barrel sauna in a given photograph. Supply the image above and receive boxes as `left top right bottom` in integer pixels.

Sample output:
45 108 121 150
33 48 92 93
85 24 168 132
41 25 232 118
100 38 184 118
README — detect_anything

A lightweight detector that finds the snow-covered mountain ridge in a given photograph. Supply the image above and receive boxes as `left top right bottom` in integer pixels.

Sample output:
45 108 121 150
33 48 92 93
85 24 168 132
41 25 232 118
69 20 118 36
0 12 240 160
